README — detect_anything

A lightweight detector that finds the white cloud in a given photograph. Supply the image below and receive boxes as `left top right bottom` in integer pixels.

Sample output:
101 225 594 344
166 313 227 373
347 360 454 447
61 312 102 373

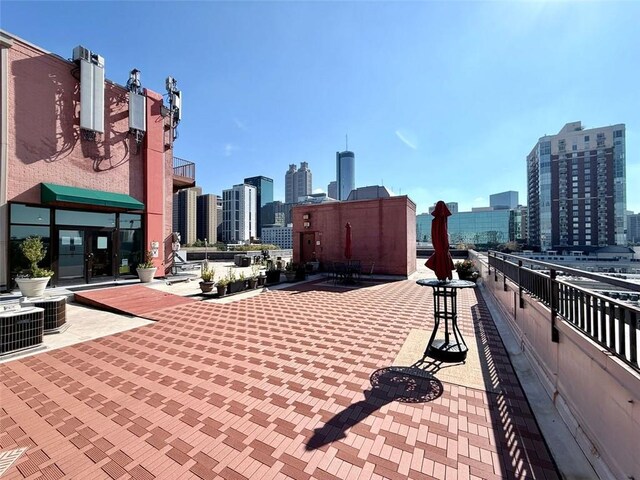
313 188 325 194
233 118 247 130
395 130 418 150
223 143 237 157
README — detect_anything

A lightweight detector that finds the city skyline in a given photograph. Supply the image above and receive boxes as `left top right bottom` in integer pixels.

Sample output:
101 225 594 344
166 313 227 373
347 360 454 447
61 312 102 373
2 2 638 213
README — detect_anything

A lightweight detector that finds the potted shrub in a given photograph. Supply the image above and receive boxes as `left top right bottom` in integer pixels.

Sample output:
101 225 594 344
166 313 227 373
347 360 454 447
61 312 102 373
454 260 479 282
136 251 157 283
284 262 297 282
199 265 215 293
248 265 260 289
216 278 229 297
15 236 54 298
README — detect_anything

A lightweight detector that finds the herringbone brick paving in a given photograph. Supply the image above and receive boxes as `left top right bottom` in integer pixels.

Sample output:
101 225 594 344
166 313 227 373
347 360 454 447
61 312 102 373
0 280 559 479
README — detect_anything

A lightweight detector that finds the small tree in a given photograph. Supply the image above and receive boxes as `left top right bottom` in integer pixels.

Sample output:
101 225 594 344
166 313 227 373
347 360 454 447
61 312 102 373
20 236 53 278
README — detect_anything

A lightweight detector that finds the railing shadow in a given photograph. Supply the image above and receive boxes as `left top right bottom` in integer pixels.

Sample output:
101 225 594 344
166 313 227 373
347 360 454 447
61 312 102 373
305 366 443 450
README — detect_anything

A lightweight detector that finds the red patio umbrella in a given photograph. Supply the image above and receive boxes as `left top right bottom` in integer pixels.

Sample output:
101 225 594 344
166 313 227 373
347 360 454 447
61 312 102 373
425 201 454 281
344 222 353 260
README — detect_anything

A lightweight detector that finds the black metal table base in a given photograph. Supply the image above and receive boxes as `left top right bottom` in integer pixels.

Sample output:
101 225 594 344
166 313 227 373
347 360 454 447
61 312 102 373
417 279 476 364
426 339 468 363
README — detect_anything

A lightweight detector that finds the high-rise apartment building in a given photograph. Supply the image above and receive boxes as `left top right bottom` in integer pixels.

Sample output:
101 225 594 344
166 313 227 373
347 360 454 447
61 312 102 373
527 122 626 250
244 176 273 236
221 184 257 244
336 150 355 200
284 163 312 204
173 187 201 245
196 194 218 244
328 181 338 200
490 191 518 210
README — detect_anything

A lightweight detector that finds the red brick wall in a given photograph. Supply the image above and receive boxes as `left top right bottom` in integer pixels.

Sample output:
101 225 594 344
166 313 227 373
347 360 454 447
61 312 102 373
7 41 145 203
292 197 417 276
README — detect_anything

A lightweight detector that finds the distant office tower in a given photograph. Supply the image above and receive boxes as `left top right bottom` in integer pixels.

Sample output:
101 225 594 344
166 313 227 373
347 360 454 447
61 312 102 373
328 181 338 199
490 191 519 210
295 162 312 201
428 202 458 215
221 184 257 243
285 164 296 204
244 176 274 235
627 212 640 244
216 198 223 242
173 186 202 245
196 194 218 244
261 225 293 249
336 150 355 200
527 121 626 250
285 163 312 204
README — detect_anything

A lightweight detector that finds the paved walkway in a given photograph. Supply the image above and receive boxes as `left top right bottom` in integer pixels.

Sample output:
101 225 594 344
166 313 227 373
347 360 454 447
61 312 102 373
0 278 559 479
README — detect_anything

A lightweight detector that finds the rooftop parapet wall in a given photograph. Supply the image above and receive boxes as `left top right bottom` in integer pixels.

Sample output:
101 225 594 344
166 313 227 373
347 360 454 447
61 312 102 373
477 251 640 480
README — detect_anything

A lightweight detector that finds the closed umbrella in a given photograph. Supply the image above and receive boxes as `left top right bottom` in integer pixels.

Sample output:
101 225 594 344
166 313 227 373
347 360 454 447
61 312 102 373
344 222 352 260
425 201 454 281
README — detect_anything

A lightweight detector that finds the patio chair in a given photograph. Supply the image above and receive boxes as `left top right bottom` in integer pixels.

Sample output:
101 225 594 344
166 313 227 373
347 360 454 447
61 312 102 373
333 262 347 285
362 262 375 279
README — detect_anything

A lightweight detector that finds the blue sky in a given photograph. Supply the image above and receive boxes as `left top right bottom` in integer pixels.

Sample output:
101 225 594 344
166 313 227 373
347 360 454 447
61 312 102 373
3 1 639 214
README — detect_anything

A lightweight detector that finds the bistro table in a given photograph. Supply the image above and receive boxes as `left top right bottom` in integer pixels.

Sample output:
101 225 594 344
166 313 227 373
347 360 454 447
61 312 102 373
416 279 476 363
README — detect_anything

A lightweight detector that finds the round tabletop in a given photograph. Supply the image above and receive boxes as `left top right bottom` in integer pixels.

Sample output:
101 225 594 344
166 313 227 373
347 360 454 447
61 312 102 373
416 279 476 289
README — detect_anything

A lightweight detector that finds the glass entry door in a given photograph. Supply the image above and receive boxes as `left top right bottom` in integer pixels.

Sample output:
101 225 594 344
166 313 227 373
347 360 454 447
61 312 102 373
57 228 114 283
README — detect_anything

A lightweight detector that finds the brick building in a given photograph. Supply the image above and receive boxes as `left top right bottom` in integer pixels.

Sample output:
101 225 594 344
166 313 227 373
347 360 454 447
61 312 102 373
0 31 193 290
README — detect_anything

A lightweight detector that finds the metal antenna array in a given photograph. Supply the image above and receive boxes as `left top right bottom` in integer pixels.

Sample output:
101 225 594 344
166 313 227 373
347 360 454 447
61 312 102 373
127 69 146 149
165 76 182 142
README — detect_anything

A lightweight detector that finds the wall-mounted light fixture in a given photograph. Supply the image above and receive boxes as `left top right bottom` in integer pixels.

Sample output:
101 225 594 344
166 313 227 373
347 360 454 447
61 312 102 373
303 212 311 228
303 221 310 229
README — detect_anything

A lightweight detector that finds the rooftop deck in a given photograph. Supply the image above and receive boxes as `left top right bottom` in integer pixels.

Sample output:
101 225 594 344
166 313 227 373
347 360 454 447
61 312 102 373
1 267 569 479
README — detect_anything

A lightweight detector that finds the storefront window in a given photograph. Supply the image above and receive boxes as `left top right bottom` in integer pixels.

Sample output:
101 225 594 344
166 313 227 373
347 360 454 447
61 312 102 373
56 210 116 227
10 204 50 225
119 222 143 275
119 213 142 229
9 225 52 279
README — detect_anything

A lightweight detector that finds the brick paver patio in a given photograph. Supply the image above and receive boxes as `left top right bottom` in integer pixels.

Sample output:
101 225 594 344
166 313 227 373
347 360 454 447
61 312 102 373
0 279 559 479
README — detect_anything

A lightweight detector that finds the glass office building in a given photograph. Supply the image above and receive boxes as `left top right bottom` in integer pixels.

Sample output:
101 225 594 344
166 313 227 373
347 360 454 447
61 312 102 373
244 176 273 234
417 209 515 247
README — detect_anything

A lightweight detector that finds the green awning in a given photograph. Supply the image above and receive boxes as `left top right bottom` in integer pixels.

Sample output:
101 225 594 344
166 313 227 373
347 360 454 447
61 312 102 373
41 183 144 210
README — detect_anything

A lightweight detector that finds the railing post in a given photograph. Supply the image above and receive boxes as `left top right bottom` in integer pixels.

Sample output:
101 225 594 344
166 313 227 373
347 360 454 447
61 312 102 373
517 260 524 308
550 268 560 343
494 254 498 282
488 252 492 276
503 255 508 291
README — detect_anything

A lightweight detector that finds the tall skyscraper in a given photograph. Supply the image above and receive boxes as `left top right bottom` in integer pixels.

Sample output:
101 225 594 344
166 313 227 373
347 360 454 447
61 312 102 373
336 150 355 200
328 181 338 200
490 191 519 210
284 163 312 204
285 164 296 204
244 176 274 235
222 184 257 243
527 121 626 250
172 186 201 245
196 194 218 244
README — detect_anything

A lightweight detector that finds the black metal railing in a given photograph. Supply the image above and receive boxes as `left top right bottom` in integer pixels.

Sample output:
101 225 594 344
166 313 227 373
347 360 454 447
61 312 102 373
487 251 640 372
173 156 195 180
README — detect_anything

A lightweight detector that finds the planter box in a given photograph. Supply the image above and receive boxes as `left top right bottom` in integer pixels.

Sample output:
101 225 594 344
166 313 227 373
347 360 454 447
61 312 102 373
228 280 246 294
266 270 281 285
